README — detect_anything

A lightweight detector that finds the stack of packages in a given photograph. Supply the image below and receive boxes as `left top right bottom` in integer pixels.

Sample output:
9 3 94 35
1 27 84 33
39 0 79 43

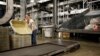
85 18 100 31
62 32 70 39
0 27 10 52
58 32 70 39
10 20 32 49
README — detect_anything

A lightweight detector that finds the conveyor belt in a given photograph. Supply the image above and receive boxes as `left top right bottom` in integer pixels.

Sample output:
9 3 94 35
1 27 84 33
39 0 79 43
58 28 100 34
0 40 80 56
48 40 80 47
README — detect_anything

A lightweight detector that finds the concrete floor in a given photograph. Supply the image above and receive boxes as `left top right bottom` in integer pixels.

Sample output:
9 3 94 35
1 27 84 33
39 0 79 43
63 41 100 56
37 37 100 56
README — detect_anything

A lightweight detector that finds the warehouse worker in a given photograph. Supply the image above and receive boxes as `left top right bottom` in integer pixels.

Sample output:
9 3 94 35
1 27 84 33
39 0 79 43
84 18 100 31
25 14 37 45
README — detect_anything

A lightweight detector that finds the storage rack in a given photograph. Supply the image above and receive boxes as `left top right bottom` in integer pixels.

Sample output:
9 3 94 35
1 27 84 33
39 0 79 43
36 0 86 26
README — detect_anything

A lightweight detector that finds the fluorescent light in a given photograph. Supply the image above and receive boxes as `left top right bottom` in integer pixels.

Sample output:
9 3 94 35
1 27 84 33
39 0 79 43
0 1 6 5
38 0 49 3
30 0 34 3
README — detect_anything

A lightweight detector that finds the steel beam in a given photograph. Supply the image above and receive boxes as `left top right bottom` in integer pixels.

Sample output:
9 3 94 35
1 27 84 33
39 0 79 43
0 0 13 25
0 1 20 8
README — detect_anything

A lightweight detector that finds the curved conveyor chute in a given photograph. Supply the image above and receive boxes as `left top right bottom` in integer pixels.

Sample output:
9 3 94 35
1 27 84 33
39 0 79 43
0 0 13 25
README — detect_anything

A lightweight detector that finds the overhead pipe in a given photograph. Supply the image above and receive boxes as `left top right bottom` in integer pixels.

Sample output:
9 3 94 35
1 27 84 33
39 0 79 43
0 0 13 25
0 1 20 8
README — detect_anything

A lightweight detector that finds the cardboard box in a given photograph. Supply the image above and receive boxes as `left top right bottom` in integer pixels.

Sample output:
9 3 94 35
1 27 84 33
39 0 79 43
62 32 70 39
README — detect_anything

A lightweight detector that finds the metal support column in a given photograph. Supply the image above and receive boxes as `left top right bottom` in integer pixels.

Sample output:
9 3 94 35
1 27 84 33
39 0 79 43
83 0 84 9
67 0 69 20
20 0 26 19
58 0 59 25
90 0 93 11
41 11 43 25
53 0 58 38
83 0 88 9
53 0 58 27
63 0 65 22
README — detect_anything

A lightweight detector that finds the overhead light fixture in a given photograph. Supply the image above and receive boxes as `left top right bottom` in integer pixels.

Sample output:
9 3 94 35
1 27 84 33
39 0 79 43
30 0 34 3
65 5 69 8
38 0 49 3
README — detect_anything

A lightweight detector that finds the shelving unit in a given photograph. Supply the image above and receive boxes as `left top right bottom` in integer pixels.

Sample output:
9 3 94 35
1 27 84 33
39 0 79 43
36 0 89 26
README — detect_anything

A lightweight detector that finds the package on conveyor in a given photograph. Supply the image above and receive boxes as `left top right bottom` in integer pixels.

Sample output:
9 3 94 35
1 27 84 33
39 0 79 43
84 18 100 31
0 27 10 52
9 20 32 49
58 32 70 39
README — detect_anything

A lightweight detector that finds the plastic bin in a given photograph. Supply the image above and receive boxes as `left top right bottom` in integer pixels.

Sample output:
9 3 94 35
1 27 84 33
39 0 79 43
11 34 32 49
42 25 54 37
10 20 32 34
9 20 32 49
0 27 10 52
